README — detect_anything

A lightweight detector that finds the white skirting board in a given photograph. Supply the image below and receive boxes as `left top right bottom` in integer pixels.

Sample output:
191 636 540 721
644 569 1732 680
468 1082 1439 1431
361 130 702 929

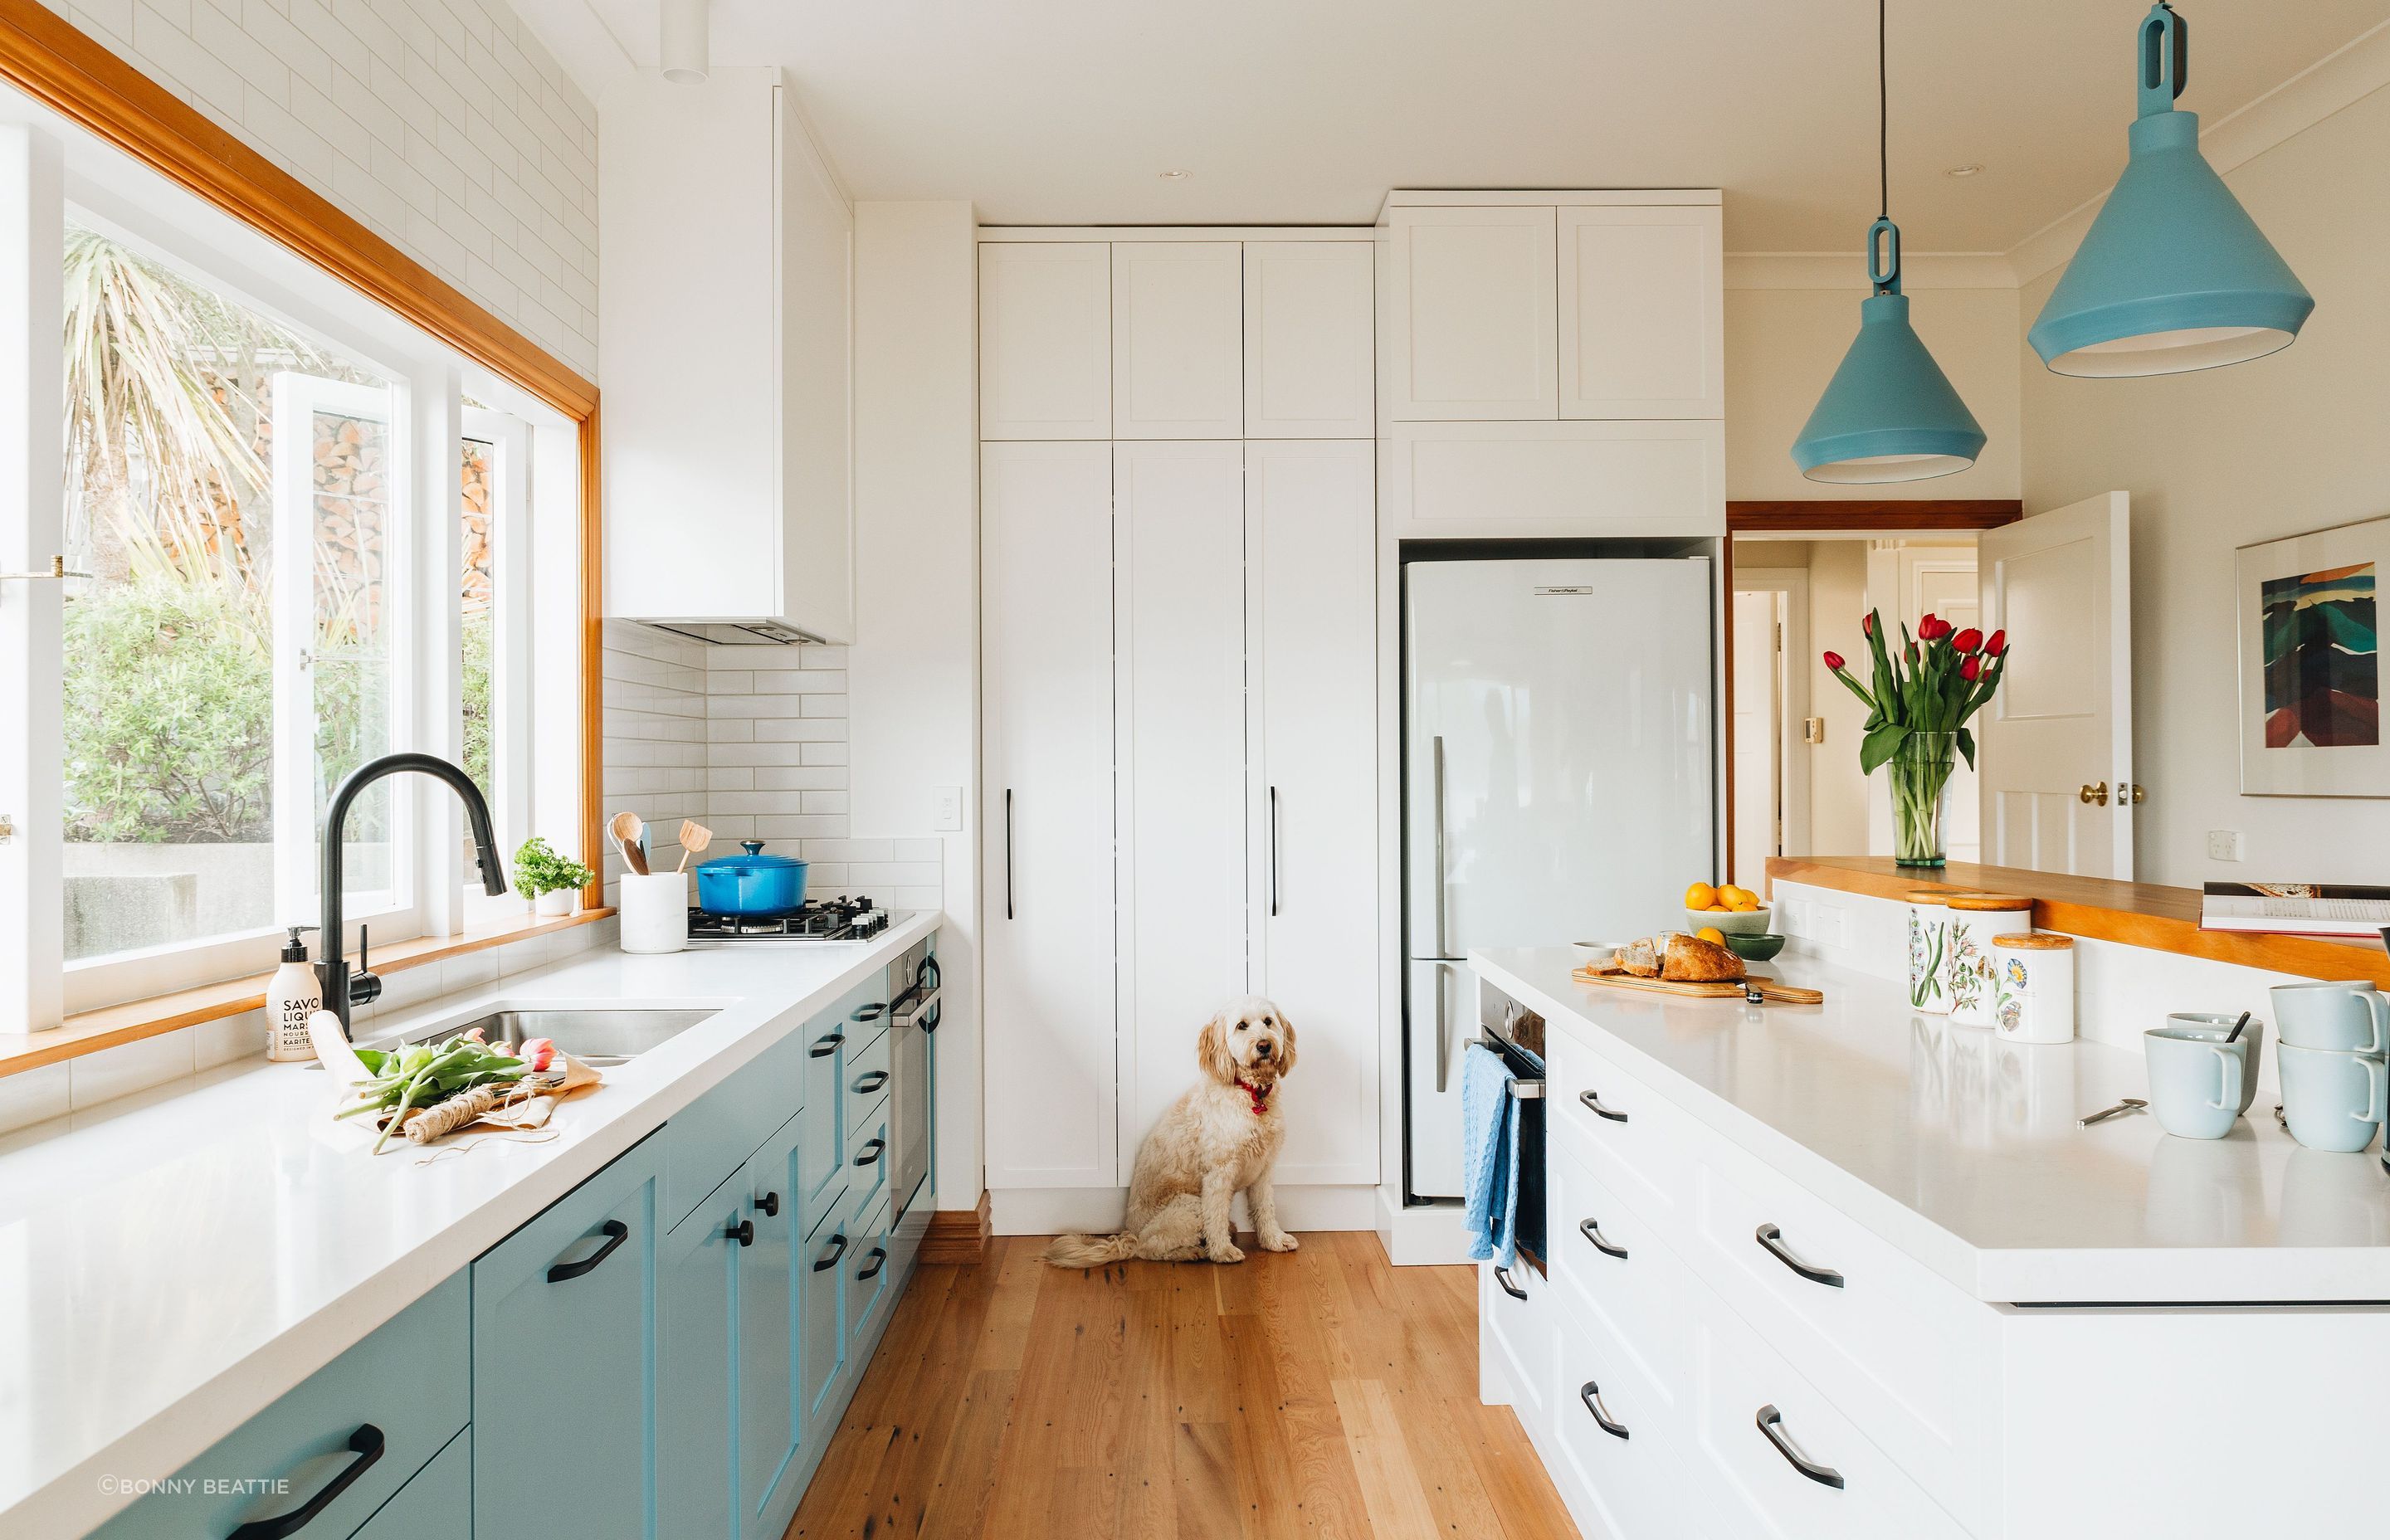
1375 1186 1475 1266
990 1183 1379 1235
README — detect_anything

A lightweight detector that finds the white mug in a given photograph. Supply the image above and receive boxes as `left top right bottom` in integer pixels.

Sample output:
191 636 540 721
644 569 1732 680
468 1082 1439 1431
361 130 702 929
2270 982 2390 1056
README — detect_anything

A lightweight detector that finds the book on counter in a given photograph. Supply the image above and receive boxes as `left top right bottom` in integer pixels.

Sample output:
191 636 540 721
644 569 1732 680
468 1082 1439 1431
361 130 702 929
2200 882 2390 939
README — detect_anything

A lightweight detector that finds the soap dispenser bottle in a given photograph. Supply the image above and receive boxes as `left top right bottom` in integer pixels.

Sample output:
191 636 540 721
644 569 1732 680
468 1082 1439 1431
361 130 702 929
266 926 324 1062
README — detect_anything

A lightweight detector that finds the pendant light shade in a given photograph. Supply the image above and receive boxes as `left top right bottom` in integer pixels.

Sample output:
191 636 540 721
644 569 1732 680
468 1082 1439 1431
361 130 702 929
660 0 710 84
1792 280 1988 481
2028 3 2312 377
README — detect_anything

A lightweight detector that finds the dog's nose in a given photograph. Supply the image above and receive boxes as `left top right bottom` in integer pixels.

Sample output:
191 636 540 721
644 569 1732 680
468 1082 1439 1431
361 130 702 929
1255 1040 1274 1058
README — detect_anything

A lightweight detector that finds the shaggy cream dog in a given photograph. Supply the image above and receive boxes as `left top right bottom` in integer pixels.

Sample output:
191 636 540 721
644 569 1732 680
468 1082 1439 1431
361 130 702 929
1045 996 1300 1267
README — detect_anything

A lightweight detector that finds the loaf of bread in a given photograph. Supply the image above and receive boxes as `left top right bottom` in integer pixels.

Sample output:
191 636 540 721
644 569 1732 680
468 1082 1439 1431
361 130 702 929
1662 933 1745 982
1617 936 1665 977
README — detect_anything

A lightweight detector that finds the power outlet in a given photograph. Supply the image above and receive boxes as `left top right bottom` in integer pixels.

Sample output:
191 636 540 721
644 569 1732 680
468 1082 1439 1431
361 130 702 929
933 786 963 833
2206 830 2244 862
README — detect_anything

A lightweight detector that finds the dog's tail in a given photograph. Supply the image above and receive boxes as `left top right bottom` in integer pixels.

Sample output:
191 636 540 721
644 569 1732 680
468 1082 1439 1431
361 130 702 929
1043 1231 1140 1269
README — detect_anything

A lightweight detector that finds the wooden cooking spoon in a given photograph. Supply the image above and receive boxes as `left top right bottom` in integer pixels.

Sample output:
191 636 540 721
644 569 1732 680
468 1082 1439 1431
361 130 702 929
609 810 650 876
676 819 713 873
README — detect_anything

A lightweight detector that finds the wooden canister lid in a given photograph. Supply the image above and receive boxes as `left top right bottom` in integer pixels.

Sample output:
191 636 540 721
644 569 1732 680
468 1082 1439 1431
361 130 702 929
1947 892 2032 912
1993 931 2072 950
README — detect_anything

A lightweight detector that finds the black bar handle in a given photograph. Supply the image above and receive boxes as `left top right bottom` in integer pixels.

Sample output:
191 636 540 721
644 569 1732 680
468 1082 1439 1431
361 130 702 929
1004 788 1014 919
1755 1224 1845 1288
227 1424 384 1538
853 1070 890 1095
853 1001 886 1022
809 1032 846 1059
857 1245 887 1281
1579 1088 1629 1123
725 1218 754 1247
812 1231 849 1272
1268 785 1280 919
756 1191 779 1217
1578 1217 1627 1260
546 1218 629 1283
1492 1265 1528 1301
854 1137 885 1167
1579 1381 1630 1440
1757 1405 1846 1489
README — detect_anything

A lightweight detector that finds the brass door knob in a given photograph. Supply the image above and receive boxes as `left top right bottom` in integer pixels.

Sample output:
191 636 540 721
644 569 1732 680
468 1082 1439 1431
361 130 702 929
2079 781 2110 807
2126 782 2146 804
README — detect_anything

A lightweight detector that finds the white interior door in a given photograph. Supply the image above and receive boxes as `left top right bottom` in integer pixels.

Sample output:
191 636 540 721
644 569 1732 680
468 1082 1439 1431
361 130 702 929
1111 241 1243 439
1250 441 1377 1186
1115 441 1247 1179
1729 588 1780 889
1978 494 2134 877
982 441 1115 1188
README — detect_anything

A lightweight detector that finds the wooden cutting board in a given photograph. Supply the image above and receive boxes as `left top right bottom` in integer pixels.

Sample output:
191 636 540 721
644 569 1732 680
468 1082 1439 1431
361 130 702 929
1571 967 1824 1006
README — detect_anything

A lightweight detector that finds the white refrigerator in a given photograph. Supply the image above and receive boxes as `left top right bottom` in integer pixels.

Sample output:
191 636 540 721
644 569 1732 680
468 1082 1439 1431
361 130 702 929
1404 556 1716 1198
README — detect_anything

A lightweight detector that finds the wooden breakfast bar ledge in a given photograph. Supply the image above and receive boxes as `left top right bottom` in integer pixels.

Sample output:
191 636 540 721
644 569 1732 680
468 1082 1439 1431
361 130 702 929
1766 855 2390 991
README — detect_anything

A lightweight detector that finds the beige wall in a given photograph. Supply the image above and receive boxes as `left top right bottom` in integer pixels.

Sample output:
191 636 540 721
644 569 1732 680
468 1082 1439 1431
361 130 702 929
2019 82 2390 887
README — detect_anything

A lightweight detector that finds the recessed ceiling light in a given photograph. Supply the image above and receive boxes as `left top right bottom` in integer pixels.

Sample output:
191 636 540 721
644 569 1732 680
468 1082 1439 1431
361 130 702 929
1158 169 1192 181
1944 163 1984 178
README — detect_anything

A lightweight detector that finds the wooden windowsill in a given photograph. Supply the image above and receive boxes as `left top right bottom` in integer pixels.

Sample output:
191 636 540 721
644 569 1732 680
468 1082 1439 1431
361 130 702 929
1766 856 2390 989
0 908 617 1080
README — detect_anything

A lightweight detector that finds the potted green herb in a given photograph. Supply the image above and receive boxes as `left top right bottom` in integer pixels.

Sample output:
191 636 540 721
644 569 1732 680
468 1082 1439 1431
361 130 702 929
513 836 594 916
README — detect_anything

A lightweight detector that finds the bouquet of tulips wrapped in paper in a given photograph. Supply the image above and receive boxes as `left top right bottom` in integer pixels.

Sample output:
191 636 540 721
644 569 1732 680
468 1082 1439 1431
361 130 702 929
1821 609 2012 865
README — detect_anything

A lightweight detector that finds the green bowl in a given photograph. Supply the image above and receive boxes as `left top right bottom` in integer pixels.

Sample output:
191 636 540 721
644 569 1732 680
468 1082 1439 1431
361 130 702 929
1723 932 1787 962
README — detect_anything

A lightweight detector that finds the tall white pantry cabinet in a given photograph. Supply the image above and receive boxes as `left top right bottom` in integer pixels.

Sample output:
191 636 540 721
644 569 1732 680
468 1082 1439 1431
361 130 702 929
980 236 1380 1212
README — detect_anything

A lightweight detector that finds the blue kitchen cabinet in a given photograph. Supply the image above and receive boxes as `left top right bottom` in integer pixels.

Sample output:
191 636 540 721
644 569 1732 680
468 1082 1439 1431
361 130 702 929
734 1117 807 1538
659 1186 740 1540
349 1427 471 1539
798 1189 856 1429
472 1133 665 1538
798 968 886 1234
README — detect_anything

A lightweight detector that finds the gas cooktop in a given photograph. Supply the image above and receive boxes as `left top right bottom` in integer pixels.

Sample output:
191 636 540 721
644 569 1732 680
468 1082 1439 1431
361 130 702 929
685 896 897 943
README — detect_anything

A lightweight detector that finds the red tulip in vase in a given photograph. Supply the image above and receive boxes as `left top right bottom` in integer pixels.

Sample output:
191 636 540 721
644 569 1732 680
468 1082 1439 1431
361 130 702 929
1822 612 2012 867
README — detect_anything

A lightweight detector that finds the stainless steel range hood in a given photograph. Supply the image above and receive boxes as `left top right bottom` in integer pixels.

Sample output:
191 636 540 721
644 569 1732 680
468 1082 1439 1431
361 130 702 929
641 620 822 646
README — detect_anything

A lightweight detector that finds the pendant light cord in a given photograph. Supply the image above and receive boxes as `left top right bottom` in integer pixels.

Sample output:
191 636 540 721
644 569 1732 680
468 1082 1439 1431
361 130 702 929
1878 0 1889 220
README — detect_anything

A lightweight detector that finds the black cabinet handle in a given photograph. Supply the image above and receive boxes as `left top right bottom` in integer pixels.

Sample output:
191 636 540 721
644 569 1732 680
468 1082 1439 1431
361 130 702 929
853 1002 886 1022
1492 1265 1528 1301
546 1219 629 1283
756 1191 779 1217
227 1424 383 1538
1755 1224 1845 1288
1004 788 1014 919
812 1232 849 1272
857 1245 887 1281
852 1070 890 1094
1268 785 1280 918
809 1032 846 1059
726 1218 754 1248
1578 1218 1627 1260
1757 1404 1846 1489
1578 1089 1628 1123
854 1137 885 1167
1579 1381 1630 1440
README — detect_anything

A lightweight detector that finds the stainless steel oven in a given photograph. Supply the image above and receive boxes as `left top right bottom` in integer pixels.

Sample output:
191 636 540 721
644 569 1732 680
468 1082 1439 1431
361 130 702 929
1479 976 1548 1278
886 936 940 1219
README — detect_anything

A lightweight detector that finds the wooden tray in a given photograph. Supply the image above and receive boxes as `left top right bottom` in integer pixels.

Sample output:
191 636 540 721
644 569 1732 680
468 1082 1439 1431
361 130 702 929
1571 967 1824 1006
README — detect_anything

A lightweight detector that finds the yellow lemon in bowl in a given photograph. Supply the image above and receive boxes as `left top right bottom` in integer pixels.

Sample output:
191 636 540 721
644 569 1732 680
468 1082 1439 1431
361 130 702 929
1685 881 1716 911
1695 925 1727 946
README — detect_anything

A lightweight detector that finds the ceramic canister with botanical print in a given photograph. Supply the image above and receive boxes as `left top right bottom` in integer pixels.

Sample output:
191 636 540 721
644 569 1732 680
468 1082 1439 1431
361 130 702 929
1944 893 2032 1027
1906 890 1958 1014
1990 931 2075 1044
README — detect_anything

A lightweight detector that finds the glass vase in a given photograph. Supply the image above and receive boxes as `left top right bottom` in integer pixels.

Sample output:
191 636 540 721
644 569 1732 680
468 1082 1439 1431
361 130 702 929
1889 731 1957 868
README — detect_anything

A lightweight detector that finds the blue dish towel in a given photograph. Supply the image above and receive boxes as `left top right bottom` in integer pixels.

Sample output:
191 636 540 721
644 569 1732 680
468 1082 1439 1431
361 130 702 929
1461 1041 1519 1268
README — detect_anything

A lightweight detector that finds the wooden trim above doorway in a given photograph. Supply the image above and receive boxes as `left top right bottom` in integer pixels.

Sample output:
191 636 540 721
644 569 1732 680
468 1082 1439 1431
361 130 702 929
1728 500 2022 533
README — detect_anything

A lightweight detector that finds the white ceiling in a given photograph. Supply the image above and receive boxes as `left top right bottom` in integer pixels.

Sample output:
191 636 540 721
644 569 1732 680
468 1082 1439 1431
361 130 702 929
519 0 2390 251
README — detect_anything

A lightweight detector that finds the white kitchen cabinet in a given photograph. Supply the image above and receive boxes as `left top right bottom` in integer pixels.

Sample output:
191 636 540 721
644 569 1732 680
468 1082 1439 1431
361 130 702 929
1247 441 1378 1185
600 70 855 642
1384 206 1558 420
1244 241 1374 437
1111 242 1244 438
1115 441 1249 1172
1558 205 1724 419
1383 419 1724 539
981 441 1117 1188
980 243 1111 439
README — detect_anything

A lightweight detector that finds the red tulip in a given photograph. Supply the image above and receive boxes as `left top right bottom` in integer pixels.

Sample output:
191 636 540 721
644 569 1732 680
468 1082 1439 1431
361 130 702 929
1985 628 2007 656
1907 641 1919 664
1822 651 1846 670
1924 616 1955 641
1961 655 1983 682
1952 627 1983 654
1861 613 1875 638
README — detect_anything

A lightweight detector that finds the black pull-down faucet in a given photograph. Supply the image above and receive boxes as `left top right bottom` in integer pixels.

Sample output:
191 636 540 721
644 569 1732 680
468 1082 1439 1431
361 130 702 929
317 753 510 1037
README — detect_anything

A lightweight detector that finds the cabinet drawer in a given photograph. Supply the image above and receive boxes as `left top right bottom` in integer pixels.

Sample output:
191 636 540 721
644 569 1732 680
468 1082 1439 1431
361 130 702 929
845 1103 892 1225
846 1188 895 1343
1685 1143 1994 1529
1478 1256 1554 1422
667 1017 803 1230
843 1025 892 1145
800 1184 862 1428
1548 1136 1695 1425
1549 1313 1708 1540
349 1427 471 1540
93 1274 470 1540
1546 1029 1695 1228
1686 1282 1967 1540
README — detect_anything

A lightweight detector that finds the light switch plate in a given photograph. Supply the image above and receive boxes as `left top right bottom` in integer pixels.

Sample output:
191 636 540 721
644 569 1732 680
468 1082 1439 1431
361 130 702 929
2206 830 2243 862
933 786 963 832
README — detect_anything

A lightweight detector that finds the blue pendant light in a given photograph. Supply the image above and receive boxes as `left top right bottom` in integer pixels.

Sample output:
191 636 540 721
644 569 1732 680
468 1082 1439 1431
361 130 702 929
1791 0 1986 483
2029 3 2313 377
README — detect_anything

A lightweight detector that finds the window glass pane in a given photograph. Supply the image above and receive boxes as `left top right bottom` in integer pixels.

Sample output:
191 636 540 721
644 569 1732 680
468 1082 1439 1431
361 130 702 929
60 223 396 963
461 435 494 800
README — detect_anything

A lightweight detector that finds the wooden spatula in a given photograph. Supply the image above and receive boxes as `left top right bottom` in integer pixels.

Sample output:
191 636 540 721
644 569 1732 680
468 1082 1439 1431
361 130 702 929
676 819 713 873
610 810 649 876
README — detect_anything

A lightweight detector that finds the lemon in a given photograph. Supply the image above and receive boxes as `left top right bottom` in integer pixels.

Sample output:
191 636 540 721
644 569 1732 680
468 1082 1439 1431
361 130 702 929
1685 881 1716 911
1695 926 1726 946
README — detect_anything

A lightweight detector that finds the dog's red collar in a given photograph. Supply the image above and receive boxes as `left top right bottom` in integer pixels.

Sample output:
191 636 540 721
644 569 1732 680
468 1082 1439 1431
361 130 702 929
1235 1077 1272 1116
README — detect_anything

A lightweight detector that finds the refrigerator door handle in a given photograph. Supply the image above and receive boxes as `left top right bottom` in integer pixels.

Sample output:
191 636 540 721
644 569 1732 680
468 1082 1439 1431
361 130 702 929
1431 734 1450 958
1434 961 1456 1094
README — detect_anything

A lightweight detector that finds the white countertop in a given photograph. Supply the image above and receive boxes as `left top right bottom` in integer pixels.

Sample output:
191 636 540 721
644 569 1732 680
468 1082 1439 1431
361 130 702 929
0 914 939 1539
1471 946 2390 1305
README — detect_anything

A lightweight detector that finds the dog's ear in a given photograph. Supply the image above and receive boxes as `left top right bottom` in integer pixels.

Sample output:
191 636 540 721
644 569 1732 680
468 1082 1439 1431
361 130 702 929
1197 1011 1237 1084
1273 1008 1297 1075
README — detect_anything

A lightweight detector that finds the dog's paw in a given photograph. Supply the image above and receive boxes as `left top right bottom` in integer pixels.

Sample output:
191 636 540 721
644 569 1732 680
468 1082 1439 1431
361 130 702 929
1212 1241 1246 1265
1258 1230 1299 1252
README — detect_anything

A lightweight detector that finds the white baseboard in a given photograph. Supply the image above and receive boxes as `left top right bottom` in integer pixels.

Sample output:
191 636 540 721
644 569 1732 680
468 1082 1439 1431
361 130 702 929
1375 1190 1474 1265
991 1183 1379 1236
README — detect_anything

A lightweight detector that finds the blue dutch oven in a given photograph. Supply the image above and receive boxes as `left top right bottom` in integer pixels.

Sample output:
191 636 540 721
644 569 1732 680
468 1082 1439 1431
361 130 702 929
695 840 809 917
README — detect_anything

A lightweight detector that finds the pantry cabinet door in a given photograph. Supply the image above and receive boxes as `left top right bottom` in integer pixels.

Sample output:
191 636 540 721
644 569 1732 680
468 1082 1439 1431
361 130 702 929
1112 241 1245 438
1557 204 1724 419
659 1198 739 1540
979 241 1111 438
1386 206 1558 420
737 1122 804 1538
1115 441 1249 1178
1245 241 1374 437
982 441 1118 1188
1249 442 1378 1184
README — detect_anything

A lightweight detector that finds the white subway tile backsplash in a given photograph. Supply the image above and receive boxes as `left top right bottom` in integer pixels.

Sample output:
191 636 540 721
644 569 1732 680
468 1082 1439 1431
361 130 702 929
70 1030 196 1109
0 1063 72 1138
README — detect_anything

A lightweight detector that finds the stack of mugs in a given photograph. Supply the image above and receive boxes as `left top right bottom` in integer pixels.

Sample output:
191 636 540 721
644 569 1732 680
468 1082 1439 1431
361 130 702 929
2274 982 2390 1154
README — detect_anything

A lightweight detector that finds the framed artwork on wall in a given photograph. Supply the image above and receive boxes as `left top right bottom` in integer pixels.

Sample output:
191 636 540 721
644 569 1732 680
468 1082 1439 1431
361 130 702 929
2236 514 2385 796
